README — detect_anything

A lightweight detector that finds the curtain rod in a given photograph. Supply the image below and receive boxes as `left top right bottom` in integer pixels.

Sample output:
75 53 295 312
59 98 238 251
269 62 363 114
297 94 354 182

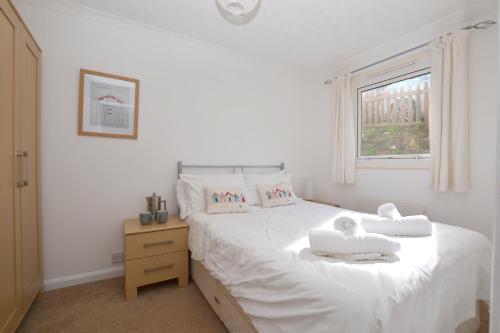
323 20 496 85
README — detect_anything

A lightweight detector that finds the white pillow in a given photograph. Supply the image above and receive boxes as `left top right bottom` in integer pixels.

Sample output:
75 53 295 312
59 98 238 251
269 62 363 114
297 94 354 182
244 171 293 205
180 173 249 216
176 179 188 220
257 182 296 208
205 187 250 214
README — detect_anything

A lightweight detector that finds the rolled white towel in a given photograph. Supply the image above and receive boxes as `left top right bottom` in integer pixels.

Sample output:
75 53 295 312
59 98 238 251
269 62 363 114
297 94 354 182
308 229 401 256
361 215 432 237
377 203 402 220
402 215 429 224
333 215 362 236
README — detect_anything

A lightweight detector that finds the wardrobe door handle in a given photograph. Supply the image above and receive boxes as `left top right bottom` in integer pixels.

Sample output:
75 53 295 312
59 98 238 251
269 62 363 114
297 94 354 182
22 151 28 187
15 151 24 187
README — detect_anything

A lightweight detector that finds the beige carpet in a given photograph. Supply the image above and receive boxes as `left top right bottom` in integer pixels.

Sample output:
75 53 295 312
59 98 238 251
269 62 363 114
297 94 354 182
18 277 489 333
18 278 228 333
478 301 490 333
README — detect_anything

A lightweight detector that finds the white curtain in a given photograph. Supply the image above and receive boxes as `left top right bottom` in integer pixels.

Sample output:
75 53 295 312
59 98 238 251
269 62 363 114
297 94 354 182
331 73 356 183
429 30 470 192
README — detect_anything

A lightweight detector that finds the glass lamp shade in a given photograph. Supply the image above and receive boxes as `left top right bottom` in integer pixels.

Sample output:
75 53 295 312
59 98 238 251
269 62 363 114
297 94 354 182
216 0 261 25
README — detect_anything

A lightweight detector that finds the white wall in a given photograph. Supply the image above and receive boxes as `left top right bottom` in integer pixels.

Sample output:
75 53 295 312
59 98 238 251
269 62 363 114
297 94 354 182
489 3 499 332
15 0 498 290
308 11 498 239
14 0 314 288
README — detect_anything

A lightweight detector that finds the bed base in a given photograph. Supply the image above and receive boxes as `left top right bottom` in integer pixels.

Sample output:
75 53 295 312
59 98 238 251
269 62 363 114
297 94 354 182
191 258 482 333
191 259 258 333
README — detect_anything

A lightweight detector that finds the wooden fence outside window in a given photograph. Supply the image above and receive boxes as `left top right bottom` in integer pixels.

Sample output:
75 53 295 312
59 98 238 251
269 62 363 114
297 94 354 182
361 80 430 127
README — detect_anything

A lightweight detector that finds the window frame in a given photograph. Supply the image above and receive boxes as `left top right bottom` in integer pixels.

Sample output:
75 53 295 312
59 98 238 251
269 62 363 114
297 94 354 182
356 67 432 161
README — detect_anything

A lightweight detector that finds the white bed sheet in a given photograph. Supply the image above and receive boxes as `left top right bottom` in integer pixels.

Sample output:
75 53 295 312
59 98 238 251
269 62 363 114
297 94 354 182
187 200 491 333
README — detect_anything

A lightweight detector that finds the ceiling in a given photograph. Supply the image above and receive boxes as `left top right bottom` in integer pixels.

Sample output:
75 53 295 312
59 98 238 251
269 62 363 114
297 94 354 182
66 0 495 71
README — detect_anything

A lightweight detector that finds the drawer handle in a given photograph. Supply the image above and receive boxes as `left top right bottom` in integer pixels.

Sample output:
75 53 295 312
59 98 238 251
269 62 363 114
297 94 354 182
143 240 174 248
144 263 174 273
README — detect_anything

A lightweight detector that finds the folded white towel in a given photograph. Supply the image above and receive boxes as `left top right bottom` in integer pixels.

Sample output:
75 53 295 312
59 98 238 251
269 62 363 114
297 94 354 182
308 229 401 255
377 203 402 220
361 215 432 237
312 251 384 261
333 215 362 236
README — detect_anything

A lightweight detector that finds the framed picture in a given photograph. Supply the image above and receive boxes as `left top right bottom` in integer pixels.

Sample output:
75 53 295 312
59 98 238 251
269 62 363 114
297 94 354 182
78 69 139 139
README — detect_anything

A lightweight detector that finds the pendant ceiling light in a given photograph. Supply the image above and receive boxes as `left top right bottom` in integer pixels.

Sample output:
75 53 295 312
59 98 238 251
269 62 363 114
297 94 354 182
216 0 261 25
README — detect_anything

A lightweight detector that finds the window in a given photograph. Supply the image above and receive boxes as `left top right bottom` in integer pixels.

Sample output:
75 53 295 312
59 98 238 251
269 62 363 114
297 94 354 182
357 70 431 159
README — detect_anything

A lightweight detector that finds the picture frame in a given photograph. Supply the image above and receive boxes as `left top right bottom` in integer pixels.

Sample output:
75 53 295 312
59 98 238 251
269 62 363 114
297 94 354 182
78 69 139 139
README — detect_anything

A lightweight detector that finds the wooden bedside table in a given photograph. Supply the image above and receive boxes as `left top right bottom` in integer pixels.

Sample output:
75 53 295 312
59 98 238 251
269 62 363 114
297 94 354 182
124 216 189 301
305 199 340 208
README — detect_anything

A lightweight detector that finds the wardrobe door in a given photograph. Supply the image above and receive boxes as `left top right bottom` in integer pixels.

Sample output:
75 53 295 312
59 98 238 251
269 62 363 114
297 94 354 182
0 1 20 331
18 32 42 306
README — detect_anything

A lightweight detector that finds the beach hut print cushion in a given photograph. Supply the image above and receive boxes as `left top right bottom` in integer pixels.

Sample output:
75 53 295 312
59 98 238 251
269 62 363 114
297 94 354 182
205 187 250 214
257 182 296 208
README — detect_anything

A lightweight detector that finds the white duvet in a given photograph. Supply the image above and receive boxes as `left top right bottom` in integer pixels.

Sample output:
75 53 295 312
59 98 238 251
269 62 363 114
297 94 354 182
187 200 491 333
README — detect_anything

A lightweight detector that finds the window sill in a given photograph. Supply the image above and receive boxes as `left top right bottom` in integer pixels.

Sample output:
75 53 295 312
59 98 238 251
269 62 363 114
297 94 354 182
356 158 431 170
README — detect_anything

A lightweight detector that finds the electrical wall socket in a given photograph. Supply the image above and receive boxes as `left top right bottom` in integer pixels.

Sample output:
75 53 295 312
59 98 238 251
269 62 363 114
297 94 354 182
111 252 124 264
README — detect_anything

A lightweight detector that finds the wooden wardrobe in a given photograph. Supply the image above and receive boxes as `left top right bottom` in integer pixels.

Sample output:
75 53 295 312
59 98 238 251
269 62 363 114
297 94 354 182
0 0 42 332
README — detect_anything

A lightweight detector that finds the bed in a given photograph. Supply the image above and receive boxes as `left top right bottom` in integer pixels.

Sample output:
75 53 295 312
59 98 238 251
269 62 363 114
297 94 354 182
178 162 491 333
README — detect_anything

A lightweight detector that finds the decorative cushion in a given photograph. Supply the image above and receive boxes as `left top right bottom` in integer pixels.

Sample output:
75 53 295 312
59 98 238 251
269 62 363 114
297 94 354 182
257 182 296 208
244 171 292 205
205 187 250 214
180 173 249 216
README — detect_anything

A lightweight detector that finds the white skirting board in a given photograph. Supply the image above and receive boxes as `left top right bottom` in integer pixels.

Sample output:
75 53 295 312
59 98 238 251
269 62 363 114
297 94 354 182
43 266 124 291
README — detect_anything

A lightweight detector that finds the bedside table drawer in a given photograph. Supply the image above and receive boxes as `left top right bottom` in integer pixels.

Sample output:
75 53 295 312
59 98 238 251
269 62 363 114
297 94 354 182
125 228 188 260
125 251 188 287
